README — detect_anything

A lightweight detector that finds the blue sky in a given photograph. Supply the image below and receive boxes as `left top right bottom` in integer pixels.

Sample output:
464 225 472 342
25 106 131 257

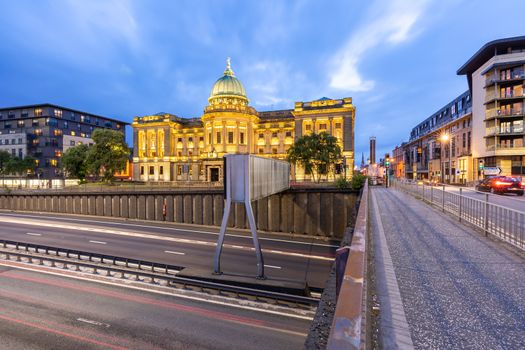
0 0 523 160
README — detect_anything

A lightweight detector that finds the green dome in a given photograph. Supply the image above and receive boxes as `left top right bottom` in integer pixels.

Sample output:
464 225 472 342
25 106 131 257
209 58 247 100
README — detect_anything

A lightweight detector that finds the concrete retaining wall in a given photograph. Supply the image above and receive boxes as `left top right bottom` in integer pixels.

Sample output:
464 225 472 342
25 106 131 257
0 189 359 238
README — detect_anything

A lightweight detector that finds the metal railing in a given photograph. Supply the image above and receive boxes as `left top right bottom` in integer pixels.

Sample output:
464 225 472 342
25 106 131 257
392 179 524 251
0 239 319 307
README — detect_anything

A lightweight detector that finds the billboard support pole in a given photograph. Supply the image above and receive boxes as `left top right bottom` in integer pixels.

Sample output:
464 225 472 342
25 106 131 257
244 156 265 279
213 159 232 275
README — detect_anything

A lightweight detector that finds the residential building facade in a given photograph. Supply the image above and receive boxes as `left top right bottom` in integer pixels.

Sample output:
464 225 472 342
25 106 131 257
458 36 525 178
398 91 473 184
0 104 127 179
132 59 355 182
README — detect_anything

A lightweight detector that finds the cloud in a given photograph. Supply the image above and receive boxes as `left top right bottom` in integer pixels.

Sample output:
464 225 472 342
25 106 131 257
4 0 140 68
329 0 431 92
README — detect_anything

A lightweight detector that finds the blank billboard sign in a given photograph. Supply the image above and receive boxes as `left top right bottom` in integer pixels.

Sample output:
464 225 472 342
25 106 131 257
225 154 290 203
215 154 290 278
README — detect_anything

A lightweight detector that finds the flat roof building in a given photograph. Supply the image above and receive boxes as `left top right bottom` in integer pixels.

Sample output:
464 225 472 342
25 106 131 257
0 103 127 179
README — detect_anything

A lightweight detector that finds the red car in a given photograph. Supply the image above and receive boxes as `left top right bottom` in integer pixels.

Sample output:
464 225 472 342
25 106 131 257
476 176 524 196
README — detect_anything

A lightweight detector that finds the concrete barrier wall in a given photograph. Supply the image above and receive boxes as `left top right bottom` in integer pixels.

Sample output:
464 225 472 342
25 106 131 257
0 189 359 238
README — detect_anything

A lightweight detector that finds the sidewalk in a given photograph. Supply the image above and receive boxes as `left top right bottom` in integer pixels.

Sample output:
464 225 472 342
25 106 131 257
370 187 525 350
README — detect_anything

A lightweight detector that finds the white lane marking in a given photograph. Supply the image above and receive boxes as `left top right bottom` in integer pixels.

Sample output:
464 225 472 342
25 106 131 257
164 250 185 255
0 261 314 323
0 212 339 248
89 240 107 245
264 265 282 269
77 318 110 328
26 232 42 236
0 217 333 261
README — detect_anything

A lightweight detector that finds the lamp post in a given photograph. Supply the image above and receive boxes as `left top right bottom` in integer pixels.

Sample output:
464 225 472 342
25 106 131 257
440 133 451 184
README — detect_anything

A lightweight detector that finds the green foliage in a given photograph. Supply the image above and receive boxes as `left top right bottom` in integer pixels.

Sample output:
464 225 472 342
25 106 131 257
335 176 351 189
62 144 90 182
86 129 130 183
0 151 37 177
0 150 11 175
350 173 367 190
287 132 342 183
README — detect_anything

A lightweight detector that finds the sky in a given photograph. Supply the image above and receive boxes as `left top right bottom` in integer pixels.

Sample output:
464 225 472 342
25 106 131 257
0 0 524 160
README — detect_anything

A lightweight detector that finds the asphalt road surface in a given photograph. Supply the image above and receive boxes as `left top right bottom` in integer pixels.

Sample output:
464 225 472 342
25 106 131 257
0 265 310 349
0 211 337 290
441 185 525 212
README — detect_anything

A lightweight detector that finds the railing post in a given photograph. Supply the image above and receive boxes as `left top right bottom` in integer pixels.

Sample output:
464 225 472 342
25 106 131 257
484 193 489 236
459 188 462 222
442 185 445 212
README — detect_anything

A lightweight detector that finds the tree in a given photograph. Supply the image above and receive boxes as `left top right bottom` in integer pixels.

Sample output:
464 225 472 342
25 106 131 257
61 144 90 182
287 132 342 183
0 151 11 177
86 129 130 182
6 155 37 176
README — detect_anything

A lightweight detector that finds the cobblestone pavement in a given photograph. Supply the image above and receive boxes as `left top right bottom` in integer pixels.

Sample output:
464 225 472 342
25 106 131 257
371 187 525 350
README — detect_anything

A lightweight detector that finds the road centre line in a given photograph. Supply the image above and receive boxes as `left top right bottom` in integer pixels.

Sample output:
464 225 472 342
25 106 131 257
0 213 339 248
89 240 107 245
164 250 185 255
26 232 42 236
0 217 333 261
77 318 110 328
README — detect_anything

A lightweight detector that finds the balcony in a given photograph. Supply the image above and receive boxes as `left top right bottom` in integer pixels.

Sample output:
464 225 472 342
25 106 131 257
484 71 525 87
484 91 525 104
486 144 525 156
485 126 525 137
485 108 524 120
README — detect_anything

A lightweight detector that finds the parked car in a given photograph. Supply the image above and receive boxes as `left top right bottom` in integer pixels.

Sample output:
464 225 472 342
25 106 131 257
475 176 524 196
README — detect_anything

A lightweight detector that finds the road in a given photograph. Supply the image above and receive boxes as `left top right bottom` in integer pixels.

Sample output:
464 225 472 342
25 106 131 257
441 185 525 212
0 211 337 290
0 264 309 349
371 187 525 349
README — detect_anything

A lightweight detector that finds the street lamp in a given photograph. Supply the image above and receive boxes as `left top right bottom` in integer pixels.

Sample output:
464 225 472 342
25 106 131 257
440 133 451 184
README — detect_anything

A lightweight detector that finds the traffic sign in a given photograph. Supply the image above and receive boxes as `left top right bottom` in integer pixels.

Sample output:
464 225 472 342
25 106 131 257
483 167 501 176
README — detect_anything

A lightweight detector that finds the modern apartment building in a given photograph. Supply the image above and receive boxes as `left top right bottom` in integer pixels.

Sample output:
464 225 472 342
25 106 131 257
132 59 355 182
458 36 525 178
398 91 473 183
0 104 127 179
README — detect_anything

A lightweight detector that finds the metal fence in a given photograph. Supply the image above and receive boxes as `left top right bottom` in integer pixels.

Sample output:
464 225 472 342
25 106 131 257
392 179 524 251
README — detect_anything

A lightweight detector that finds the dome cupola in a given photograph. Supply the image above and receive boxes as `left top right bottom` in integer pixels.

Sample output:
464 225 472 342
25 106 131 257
208 58 248 105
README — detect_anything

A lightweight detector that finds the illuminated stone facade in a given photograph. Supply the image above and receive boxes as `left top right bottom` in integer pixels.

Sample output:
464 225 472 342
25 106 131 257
132 59 355 182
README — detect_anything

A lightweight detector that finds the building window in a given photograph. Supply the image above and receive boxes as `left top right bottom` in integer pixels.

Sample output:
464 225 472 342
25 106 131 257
140 166 144 175
54 109 62 118
70 140 75 146
305 124 311 131
149 166 154 175
272 132 278 138
35 129 42 136
319 123 327 130
199 136 204 142
272 148 278 154
285 131 292 137
17 120 24 127
228 131 234 144
335 123 342 129
259 133 264 139
188 137 193 142
50 159 58 166
208 133 212 144
18 138 22 144
259 148 264 154
240 132 245 144
159 166 164 175
177 137 183 142
177 166 182 176
216 131 221 144
34 109 43 117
